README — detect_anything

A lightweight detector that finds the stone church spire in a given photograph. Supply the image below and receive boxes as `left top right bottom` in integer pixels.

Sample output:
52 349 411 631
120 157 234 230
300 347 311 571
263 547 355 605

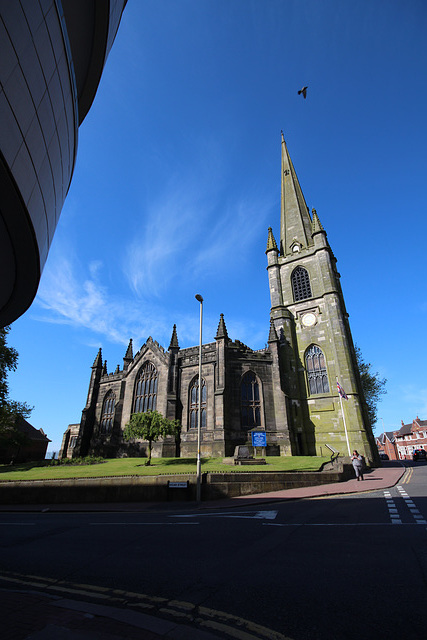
215 313 229 340
123 339 133 370
169 324 179 350
280 132 313 255
266 227 278 253
311 207 323 234
92 348 102 369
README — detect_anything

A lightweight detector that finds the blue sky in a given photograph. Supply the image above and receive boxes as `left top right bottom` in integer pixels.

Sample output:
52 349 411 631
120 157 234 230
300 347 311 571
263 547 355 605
7 0 427 453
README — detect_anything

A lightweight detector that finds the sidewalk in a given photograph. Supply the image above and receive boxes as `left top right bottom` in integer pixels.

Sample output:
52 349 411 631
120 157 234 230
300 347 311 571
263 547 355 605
211 460 406 508
0 462 406 640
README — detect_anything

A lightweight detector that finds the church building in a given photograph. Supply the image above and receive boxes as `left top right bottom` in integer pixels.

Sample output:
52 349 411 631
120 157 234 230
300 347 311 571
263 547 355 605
60 135 377 463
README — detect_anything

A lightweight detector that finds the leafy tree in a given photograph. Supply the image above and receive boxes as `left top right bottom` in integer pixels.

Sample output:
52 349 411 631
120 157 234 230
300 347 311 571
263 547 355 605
123 410 180 465
0 326 33 446
355 345 387 428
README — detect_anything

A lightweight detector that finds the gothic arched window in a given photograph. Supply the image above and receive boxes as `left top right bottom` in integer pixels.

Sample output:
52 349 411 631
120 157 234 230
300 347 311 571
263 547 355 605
241 371 261 427
189 377 206 429
291 266 312 301
100 391 115 434
133 362 158 413
305 345 330 395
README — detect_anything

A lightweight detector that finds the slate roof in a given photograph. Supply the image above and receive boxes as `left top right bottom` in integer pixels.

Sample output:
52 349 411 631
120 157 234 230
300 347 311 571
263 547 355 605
396 423 412 437
377 431 396 444
396 417 427 438
15 416 51 442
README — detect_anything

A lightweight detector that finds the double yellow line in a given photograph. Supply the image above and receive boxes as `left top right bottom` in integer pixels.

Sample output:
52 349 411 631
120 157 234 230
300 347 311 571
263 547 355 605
402 467 413 485
0 570 292 640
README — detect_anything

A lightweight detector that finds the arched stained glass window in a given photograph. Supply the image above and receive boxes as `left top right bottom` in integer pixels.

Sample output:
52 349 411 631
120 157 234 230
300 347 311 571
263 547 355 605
100 391 115 435
291 266 312 301
133 362 158 413
189 377 206 429
305 345 329 395
241 371 261 427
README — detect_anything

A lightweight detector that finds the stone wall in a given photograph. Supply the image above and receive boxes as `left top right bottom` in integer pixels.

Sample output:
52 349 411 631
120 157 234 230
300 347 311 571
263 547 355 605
0 466 354 504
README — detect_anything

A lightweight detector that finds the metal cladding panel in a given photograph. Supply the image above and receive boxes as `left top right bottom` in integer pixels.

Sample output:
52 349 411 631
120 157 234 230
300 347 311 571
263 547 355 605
0 0 127 325
0 0 78 325
62 0 128 124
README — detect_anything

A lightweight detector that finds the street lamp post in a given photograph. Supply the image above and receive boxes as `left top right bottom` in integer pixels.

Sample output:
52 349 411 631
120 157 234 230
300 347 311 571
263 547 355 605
195 294 203 502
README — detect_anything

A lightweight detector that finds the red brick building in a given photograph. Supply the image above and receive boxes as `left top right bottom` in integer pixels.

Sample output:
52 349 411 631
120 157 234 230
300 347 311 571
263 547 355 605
394 417 427 460
375 431 398 460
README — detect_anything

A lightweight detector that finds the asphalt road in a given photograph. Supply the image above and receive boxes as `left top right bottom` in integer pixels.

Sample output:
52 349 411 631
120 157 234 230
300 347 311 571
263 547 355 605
1 463 426 640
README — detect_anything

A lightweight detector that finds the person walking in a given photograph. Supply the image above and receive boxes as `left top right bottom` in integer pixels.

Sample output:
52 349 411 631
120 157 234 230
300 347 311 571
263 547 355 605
351 450 364 481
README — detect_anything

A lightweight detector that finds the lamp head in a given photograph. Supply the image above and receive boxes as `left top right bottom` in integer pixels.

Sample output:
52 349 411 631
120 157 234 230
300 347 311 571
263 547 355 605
195 294 203 303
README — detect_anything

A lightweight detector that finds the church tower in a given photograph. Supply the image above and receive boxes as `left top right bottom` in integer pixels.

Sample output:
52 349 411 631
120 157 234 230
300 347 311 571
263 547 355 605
267 134 377 462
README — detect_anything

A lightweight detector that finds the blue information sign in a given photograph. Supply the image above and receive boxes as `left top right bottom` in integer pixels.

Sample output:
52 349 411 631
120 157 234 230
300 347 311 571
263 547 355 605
252 431 267 447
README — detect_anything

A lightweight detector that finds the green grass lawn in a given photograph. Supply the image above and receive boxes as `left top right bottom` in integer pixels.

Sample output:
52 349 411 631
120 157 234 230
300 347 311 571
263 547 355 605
0 456 329 481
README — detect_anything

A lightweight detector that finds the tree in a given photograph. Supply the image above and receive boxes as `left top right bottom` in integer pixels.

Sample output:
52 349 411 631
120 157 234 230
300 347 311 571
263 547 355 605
123 410 180 465
355 345 387 428
0 326 33 445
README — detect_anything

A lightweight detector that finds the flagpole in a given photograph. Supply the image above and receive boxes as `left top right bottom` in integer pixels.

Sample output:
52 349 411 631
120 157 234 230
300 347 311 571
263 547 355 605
337 377 351 456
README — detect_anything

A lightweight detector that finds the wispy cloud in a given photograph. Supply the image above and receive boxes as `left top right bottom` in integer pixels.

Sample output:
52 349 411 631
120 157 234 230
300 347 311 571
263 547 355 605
35 253 171 346
191 196 272 276
33 139 274 353
121 136 274 300
122 183 211 298
34 243 270 354
122 185 273 301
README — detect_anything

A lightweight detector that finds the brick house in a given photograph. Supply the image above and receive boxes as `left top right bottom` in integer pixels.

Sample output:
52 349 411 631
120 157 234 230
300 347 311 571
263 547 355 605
0 417 50 464
394 417 427 460
375 431 398 460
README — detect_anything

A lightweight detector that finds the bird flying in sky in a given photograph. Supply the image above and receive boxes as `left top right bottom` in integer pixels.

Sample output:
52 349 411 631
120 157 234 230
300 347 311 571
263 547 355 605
298 86 308 99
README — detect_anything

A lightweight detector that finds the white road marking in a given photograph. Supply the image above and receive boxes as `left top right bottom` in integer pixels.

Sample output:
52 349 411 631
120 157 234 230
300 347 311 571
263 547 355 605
170 510 278 520
392 486 427 524
90 522 200 526
383 490 403 524
262 522 420 527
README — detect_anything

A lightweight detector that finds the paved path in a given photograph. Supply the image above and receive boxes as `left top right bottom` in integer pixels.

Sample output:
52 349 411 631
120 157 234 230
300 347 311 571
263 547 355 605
0 462 405 640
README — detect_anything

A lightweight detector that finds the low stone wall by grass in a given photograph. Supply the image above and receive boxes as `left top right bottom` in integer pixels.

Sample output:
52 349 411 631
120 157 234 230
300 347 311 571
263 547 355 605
0 462 354 504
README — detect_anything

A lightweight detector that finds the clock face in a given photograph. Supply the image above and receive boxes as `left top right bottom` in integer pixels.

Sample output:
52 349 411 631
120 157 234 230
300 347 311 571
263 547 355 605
302 312 316 327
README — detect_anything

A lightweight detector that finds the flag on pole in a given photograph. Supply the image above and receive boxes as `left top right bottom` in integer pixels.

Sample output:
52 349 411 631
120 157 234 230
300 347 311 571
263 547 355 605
337 381 348 400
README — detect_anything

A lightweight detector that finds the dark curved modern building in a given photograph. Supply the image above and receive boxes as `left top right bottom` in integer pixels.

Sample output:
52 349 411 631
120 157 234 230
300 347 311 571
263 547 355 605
0 0 127 326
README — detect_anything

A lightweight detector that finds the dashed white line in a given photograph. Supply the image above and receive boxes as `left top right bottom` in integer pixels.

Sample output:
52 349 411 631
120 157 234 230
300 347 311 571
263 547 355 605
395 485 427 525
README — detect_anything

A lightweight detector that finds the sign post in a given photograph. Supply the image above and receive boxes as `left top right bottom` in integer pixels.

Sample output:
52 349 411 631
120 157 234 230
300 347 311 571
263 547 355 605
251 430 267 458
